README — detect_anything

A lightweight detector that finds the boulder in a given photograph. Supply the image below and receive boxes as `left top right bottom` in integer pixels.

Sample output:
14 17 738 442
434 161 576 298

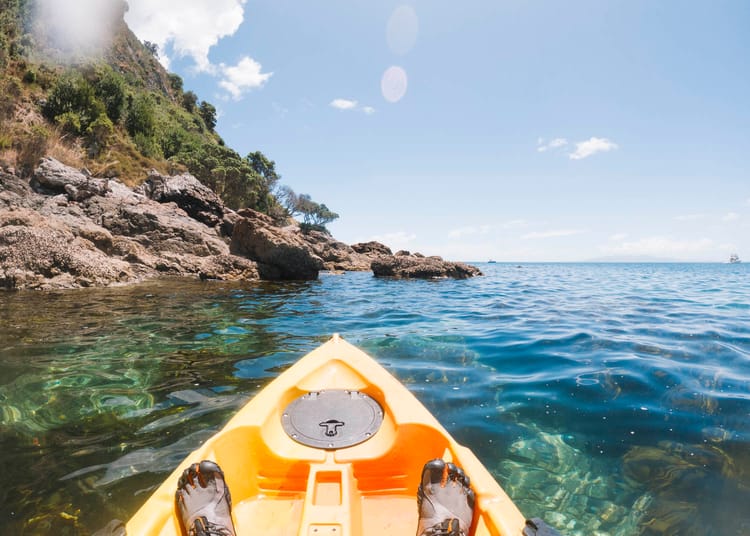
351 241 393 258
136 169 228 231
301 229 371 271
32 157 110 201
371 254 482 279
230 208 324 280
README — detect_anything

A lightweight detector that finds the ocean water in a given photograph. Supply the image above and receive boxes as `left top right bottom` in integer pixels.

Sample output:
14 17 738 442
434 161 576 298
0 263 749 535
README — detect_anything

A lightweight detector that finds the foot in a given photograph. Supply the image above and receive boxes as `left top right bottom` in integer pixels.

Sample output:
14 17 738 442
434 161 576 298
175 460 236 536
417 459 475 536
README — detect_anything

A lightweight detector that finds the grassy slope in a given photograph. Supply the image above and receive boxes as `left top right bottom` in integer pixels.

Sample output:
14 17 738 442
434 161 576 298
0 0 269 210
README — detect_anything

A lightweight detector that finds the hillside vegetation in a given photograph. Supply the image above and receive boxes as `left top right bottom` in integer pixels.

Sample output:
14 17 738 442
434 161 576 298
0 0 337 228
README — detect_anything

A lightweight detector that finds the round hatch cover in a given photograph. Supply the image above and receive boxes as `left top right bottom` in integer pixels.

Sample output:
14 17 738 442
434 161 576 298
282 390 384 449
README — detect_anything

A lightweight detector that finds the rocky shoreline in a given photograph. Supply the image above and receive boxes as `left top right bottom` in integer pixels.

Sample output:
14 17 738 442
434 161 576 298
0 158 481 290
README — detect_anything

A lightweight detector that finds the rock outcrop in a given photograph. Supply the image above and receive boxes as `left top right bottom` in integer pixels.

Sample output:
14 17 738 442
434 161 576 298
230 209 324 280
0 158 263 289
371 253 482 279
351 241 393 258
0 158 482 289
136 169 231 233
351 240 482 279
302 230 371 271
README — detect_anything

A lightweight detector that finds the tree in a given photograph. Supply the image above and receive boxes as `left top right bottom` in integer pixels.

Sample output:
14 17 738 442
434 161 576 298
143 40 159 57
246 150 280 193
198 100 216 131
277 185 299 215
285 191 339 232
182 90 197 112
168 72 183 94
311 203 339 227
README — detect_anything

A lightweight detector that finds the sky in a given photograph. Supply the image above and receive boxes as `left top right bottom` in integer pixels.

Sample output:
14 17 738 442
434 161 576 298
120 0 749 262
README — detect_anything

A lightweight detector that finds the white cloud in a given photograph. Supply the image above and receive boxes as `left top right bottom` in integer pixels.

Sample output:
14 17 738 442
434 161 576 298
370 232 417 250
602 236 714 257
609 233 628 241
674 213 706 221
218 56 272 100
330 99 375 114
723 212 740 222
125 0 247 72
448 225 492 239
499 219 529 230
569 137 618 160
330 99 358 110
522 229 586 240
536 137 568 152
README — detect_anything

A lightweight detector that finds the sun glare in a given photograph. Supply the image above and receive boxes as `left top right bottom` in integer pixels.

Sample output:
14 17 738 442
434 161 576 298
381 66 408 103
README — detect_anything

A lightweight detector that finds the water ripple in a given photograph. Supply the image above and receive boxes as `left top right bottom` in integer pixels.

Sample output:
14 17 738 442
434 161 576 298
1 265 750 534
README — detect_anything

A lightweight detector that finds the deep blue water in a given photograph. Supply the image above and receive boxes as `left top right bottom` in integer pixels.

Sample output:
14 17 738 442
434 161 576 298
1 263 749 535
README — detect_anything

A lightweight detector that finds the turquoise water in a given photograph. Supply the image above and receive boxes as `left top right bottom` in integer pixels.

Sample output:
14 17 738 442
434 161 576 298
1 263 749 535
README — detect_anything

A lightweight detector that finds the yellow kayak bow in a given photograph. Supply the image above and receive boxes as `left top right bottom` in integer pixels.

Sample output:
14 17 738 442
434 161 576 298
127 334 527 536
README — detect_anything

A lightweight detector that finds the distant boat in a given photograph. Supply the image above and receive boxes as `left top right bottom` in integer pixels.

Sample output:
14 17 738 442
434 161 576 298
487 260 497 264
729 253 741 264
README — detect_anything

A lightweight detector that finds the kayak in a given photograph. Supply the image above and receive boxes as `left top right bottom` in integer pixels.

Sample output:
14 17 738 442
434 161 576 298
126 334 527 536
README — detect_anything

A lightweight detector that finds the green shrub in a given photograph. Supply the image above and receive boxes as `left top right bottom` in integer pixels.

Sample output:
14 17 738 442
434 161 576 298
43 72 104 132
86 114 114 156
133 131 160 158
54 111 82 134
93 66 126 123
125 93 155 138
160 128 189 159
22 68 35 84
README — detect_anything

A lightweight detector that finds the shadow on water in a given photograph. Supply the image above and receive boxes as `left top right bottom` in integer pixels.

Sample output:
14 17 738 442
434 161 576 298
1 265 749 535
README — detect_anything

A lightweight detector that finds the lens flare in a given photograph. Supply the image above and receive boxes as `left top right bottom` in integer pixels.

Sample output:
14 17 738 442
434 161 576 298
381 66 408 103
386 5 419 56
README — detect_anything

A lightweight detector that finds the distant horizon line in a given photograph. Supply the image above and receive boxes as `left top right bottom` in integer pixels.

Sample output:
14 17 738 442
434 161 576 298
470 260 742 264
